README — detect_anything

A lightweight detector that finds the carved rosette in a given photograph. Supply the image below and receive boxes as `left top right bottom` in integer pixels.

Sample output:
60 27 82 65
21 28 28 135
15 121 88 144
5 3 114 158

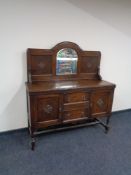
38 62 45 69
97 98 104 109
43 105 53 114
87 62 92 68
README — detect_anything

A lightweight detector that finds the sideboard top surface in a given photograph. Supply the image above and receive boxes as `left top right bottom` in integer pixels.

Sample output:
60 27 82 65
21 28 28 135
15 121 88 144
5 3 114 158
26 80 115 93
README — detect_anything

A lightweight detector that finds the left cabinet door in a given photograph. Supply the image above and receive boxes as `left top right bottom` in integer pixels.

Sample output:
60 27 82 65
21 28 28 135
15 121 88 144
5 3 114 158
31 94 62 128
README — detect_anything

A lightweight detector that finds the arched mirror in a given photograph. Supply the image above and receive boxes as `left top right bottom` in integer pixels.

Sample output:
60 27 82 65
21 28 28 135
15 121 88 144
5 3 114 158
56 48 78 75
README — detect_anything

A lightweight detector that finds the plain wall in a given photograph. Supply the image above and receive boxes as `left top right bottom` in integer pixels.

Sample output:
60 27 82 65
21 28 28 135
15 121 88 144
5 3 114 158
0 0 131 132
66 0 131 37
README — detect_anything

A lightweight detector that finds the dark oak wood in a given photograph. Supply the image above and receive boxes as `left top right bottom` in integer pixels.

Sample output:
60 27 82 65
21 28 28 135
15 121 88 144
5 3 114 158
26 41 116 150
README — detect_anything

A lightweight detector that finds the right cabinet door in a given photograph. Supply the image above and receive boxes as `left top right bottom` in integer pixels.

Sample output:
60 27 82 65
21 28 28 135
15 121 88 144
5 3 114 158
91 89 114 118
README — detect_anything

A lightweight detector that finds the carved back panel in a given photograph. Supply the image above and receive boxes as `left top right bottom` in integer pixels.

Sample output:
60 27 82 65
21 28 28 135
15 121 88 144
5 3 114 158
27 42 101 82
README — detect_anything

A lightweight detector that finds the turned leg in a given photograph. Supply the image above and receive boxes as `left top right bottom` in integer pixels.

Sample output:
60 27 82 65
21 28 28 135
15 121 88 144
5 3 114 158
30 127 36 151
31 137 35 151
95 117 110 134
106 115 111 126
105 115 111 133
105 125 109 133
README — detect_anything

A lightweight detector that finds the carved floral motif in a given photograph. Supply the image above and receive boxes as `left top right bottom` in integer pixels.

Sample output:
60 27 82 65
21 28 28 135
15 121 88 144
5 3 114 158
43 105 53 114
97 98 104 109
38 62 45 69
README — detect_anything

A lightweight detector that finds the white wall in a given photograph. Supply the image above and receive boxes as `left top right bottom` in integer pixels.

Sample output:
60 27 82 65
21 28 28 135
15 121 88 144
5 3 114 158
0 0 131 132
66 0 131 37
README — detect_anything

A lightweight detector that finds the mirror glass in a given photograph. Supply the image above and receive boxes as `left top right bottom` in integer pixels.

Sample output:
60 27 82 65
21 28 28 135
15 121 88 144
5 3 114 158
56 48 78 75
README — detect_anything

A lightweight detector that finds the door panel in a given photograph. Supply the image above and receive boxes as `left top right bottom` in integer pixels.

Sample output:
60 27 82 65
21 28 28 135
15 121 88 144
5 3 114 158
36 95 61 125
91 90 113 117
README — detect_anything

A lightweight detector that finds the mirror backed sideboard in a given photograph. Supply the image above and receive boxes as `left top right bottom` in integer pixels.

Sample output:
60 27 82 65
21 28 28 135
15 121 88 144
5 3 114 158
26 41 116 150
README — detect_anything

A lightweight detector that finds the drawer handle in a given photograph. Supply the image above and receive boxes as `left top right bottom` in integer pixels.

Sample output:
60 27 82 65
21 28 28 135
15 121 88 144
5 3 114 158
66 113 71 117
59 107 62 112
67 97 70 102
82 95 86 101
43 105 53 114
81 111 85 117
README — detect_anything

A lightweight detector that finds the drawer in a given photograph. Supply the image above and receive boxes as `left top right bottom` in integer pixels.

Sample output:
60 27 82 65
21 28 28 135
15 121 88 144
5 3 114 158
64 92 89 103
63 109 88 121
64 101 89 111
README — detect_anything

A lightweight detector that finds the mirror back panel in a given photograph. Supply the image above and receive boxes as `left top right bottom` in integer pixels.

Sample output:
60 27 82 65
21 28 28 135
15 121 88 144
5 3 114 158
56 48 78 75
27 42 101 82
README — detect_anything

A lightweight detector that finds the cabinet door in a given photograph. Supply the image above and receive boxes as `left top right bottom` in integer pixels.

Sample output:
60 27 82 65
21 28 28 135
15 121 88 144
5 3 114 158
91 90 114 118
35 94 61 127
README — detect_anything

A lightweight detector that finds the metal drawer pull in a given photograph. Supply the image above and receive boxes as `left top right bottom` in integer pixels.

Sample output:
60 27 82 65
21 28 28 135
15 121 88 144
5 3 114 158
81 112 85 117
59 107 62 112
82 95 86 101
66 113 71 117
67 97 70 102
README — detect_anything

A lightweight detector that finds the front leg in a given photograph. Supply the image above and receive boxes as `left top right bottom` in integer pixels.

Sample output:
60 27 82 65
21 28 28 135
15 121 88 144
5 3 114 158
31 137 35 151
106 115 111 126
105 115 111 133
30 127 36 151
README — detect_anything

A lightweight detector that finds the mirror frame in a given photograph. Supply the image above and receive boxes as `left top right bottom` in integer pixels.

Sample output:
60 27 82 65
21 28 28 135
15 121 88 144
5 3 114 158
56 48 78 75
52 41 82 78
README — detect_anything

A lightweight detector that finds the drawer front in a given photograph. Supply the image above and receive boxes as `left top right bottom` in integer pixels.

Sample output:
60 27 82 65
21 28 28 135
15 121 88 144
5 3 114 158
64 92 89 103
63 109 88 122
64 101 89 111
